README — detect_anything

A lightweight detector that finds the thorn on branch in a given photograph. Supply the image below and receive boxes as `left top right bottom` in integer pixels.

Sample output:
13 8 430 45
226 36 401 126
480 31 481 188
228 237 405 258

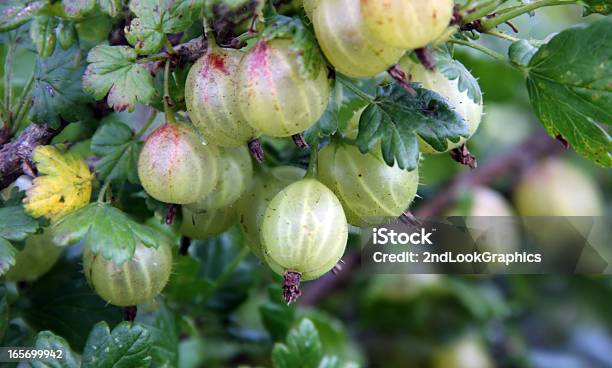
415 48 436 71
388 65 417 96
248 138 265 163
165 204 177 225
283 271 302 305
292 134 309 150
123 306 137 322
450 144 478 169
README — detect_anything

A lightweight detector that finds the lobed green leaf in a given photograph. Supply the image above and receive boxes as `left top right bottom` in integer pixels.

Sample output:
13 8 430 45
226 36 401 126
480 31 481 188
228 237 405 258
91 121 142 184
30 16 58 57
526 17 612 167
135 299 179 367
272 319 324 368
435 48 482 104
0 0 49 32
0 205 39 242
82 321 152 368
126 0 202 54
508 39 540 67
51 203 160 264
580 0 612 15
62 0 97 19
356 83 469 170
83 45 157 112
0 238 18 276
30 331 80 368
30 46 93 128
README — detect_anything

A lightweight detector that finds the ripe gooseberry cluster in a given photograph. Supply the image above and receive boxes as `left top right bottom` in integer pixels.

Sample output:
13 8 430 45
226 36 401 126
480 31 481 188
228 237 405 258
131 0 483 304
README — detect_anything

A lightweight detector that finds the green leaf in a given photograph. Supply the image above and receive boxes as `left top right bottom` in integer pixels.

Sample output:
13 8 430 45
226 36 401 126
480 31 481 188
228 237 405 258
152 65 189 112
57 20 78 50
0 286 7 341
99 0 123 17
262 15 325 80
260 285 296 341
82 321 152 368
30 46 93 128
17 255 122 351
356 83 469 170
0 238 18 276
526 18 612 167
0 0 49 32
435 48 482 104
30 16 58 57
83 45 157 112
62 0 96 19
272 319 323 368
319 357 341 368
135 299 179 367
580 0 612 15
30 331 80 368
304 83 340 145
125 0 201 54
51 203 160 264
0 205 39 241
165 229 257 311
91 121 142 184
509 39 540 67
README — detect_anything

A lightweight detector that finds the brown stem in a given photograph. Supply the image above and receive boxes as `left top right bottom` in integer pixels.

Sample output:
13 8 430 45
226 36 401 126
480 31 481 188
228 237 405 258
415 48 436 71
0 121 68 190
387 65 417 96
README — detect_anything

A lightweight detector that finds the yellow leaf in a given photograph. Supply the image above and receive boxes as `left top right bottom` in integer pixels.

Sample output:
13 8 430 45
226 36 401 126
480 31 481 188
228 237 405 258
24 146 93 222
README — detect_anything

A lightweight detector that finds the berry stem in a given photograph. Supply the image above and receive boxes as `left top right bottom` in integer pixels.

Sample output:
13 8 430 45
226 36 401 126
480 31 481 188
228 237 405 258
163 36 177 56
447 39 507 64
415 48 436 71
163 60 177 125
306 137 319 179
388 65 417 96
478 0 578 32
283 271 302 305
97 180 111 204
135 110 158 139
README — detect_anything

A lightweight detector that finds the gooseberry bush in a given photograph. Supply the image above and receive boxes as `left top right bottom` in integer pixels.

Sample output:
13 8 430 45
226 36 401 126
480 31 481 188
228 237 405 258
0 0 610 366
